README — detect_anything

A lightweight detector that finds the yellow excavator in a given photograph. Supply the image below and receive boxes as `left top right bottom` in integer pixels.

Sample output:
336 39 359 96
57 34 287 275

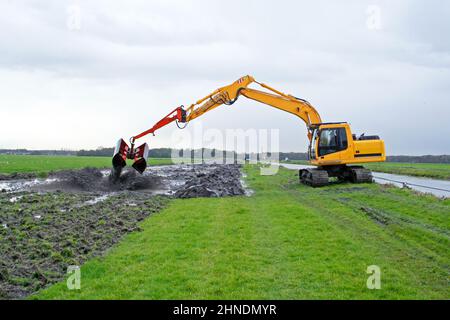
111 75 386 186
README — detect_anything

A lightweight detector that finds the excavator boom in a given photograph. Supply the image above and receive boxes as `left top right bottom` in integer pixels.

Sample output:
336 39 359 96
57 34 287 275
185 76 322 141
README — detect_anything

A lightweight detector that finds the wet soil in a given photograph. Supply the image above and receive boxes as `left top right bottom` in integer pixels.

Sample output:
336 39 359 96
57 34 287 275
0 164 245 299
174 165 245 198
45 167 165 193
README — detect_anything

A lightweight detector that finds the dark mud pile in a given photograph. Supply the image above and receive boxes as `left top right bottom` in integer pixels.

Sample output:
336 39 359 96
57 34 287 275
0 164 246 299
35 164 245 198
175 165 245 198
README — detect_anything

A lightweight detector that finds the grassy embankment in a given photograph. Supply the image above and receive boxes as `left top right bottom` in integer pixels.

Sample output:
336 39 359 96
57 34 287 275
0 155 173 177
33 165 449 299
282 160 450 180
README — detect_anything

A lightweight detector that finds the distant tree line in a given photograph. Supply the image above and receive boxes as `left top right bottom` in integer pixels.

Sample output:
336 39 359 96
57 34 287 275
1 148 449 163
386 155 450 163
0 149 77 156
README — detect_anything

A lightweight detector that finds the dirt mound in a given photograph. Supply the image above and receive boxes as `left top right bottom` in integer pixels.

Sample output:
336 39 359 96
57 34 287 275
174 165 245 198
114 169 163 191
36 165 246 198
51 167 104 191
45 168 163 193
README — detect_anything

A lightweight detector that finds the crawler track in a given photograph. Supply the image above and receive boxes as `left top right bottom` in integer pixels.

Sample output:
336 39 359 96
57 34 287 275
299 168 329 187
349 167 373 183
299 166 374 187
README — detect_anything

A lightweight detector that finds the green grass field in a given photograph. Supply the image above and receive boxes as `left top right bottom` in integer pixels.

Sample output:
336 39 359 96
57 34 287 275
282 160 450 180
0 155 173 177
33 166 449 299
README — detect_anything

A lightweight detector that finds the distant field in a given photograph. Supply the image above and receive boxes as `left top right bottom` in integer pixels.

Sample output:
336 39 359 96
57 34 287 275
0 155 173 176
282 160 450 180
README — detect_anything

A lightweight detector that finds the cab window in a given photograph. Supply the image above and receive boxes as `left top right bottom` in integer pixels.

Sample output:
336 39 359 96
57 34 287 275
318 128 348 156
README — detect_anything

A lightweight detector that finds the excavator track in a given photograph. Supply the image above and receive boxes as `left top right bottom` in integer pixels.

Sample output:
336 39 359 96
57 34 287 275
348 167 373 183
299 168 329 187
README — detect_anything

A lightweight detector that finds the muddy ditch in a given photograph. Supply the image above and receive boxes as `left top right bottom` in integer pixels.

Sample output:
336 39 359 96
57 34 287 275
0 164 246 299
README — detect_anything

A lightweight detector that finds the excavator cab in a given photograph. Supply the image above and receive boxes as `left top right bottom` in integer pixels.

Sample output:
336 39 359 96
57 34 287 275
309 124 349 160
301 122 385 186
308 123 385 164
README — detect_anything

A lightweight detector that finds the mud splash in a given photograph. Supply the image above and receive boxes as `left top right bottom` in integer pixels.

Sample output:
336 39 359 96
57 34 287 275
40 167 164 193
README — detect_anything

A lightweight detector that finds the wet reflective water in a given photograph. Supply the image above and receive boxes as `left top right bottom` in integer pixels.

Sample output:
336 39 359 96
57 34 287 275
280 163 450 198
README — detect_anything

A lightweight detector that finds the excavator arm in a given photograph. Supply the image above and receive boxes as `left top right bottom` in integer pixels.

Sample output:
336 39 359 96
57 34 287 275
111 75 322 179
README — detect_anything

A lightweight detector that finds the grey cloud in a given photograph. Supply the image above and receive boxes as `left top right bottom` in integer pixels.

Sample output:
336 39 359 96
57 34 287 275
0 0 449 154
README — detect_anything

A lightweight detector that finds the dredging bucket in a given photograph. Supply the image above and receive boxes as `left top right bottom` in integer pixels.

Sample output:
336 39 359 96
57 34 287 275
111 139 149 181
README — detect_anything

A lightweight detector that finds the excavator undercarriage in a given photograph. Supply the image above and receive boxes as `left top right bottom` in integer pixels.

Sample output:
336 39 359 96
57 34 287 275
299 166 373 187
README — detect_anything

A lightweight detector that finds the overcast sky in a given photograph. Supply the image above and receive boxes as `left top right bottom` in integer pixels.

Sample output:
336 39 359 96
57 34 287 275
0 0 449 155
